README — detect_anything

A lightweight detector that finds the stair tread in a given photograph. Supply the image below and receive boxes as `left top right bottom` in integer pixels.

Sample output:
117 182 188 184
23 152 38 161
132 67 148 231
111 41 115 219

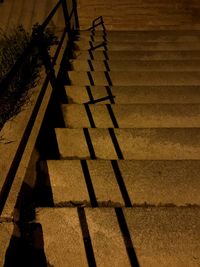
77 29 200 36
55 128 200 160
67 71 200 86
65 85 200 104
36 207 200 267
46 160 124 207
74 40 200 51
45 159 200 207
70 59 200 71
62 103 200 128
73 50 200 60
35 208 88 266
76 32 200 42
0 223 14 267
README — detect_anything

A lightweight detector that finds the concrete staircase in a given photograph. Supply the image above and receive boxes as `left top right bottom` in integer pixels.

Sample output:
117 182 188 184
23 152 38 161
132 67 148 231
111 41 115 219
33 28 200 266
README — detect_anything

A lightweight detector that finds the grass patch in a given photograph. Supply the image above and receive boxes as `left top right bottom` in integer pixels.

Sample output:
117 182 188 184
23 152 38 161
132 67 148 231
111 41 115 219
0 24 58 131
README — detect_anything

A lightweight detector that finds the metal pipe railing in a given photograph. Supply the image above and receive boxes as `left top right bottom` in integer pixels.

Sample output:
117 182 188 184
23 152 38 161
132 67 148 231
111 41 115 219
0 0 79 215
0 0 79 95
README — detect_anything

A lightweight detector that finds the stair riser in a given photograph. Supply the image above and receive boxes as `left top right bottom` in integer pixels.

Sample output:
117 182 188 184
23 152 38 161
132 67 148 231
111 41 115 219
65 86 200 104
62 104 200 128
73 51 200 60
76 34 200 43
74 41 200 51
68 71 200 86
46 160 200 206
55 128 200 160
70 60 200 71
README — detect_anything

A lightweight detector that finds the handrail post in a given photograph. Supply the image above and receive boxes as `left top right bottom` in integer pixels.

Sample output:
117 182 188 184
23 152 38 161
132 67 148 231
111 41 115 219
32 25 56 89
72 0 79 30
61 0 71 32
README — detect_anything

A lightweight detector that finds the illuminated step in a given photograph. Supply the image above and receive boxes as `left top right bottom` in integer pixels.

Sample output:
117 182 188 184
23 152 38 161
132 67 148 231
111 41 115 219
36 207 200 267
65 85 200 104
70 59 200 71
55 128 200 160
67 71 200 86
61 104 200 128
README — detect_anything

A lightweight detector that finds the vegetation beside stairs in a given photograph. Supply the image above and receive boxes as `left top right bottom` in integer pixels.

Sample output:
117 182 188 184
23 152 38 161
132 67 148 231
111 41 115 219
0 24 58 132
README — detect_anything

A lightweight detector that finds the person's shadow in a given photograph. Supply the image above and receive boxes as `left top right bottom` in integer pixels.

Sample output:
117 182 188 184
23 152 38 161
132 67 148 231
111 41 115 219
3 222 53 267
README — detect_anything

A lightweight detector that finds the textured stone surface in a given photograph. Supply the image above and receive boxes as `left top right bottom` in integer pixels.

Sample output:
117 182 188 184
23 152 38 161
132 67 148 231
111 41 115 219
61 103 200 128
71 59 200 71
47 160 89 206
118 160 200 206
87 160 124 206
76 30 200 42
89 129 118 159
85 208 131 267
115 128 200 160
68 71 200 86
124 207 200 267
73 50 200 61
74 40 200 51
0 222 15 267
55 128 90 159
61 104 91 128
65 85 200 104
77 0 200 30
36 208 88 267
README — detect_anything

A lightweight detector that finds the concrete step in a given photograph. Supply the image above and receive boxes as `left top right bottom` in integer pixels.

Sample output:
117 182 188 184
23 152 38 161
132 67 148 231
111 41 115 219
44 160 124 207
76 30 200 43
0 222 15 267
78 0 200 30
55 128 200 160
73 50 200 60
67 71 200 86
65 85 200 104
70 59 200 71
44 159 200 207
61 104 200 128
73 40 200 51
36 207 200 267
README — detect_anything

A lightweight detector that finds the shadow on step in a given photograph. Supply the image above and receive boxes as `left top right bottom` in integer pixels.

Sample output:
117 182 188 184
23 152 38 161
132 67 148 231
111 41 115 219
34 161 54 207
2 163 51 266
3 223 52 267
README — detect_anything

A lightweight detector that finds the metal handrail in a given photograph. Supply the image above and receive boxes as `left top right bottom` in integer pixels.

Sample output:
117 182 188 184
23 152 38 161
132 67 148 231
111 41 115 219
0 0 79 215
0 0 79 95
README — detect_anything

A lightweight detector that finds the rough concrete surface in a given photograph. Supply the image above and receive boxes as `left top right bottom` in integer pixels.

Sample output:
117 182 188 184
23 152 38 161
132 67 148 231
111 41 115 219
61 103 200 128
47 160 90 206
65 85 200 104
0 222 15 267
55 128 90 159
118 160 200 206
36 208 88 267
124 207 200 267
85 208 131 267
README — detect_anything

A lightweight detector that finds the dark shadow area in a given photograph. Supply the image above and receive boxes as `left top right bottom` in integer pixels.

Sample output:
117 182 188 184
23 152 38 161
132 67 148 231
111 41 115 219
115 208 140 267
35 86 65 160
34 161 54 208
3 222 52 267
3 155 54 266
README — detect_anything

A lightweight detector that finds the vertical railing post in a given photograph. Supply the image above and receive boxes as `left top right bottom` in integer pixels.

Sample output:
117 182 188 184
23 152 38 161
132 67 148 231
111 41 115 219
32 25 57 89
72 0 79 30
61 0 71 32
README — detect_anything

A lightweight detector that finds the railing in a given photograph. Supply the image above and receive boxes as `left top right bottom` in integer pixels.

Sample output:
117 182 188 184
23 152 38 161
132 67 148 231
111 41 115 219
1 0 78 94
0 0 79 216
